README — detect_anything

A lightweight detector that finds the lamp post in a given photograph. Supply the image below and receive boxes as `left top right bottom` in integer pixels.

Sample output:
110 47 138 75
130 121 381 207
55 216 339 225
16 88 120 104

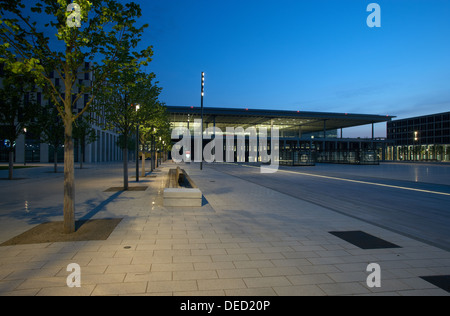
151 127 156 171
135 104 140 182
162 140 165 162
158 136 162 167
23 128 27 166
200 72 205 171
414 131 418 161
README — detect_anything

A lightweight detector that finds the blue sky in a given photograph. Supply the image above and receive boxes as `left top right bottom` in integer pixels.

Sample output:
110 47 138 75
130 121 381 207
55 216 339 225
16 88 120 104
138 0 450 137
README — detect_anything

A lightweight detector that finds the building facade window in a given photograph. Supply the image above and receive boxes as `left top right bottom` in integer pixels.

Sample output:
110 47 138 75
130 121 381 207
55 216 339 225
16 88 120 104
387 112 450 162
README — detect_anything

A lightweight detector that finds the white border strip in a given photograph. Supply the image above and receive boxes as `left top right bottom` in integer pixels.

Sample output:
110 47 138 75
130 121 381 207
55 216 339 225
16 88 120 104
238 164 450 197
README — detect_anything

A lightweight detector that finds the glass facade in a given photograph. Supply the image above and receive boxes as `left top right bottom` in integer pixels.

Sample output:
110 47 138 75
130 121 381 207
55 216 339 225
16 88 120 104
169 107 391 165
0 62 122 164
386 112 450 162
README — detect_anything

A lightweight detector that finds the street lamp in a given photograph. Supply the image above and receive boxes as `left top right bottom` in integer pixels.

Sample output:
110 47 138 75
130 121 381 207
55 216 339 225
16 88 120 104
162 140 165 162
23 128 27 166
152 127 156 171
200 72 205 171
414 131 418 161
135 104 140 182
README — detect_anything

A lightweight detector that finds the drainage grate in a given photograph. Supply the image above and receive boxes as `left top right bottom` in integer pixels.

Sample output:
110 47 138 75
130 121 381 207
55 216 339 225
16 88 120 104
329 231 402 250
420 275 450 293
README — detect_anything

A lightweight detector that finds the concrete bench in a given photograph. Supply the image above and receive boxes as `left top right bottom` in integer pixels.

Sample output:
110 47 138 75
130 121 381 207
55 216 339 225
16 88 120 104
163 167 203 207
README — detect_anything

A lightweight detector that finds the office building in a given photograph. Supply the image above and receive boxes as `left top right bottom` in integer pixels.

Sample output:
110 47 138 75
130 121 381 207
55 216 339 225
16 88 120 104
0 62 122 164
386 112 450 162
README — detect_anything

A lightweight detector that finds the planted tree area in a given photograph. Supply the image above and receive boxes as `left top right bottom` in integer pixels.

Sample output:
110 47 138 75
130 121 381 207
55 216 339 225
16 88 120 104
0 0 169 234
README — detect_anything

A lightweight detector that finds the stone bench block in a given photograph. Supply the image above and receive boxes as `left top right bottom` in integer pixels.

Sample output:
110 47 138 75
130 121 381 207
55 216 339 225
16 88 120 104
163 188 202 199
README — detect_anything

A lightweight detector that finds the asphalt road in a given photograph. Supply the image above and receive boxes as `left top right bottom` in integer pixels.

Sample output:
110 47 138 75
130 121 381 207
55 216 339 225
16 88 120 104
208 163 450 251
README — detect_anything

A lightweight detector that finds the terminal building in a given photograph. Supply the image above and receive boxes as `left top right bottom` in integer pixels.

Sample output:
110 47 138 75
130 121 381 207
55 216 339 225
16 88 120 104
167 106 394 165
386 111 450 162
1 71 398 167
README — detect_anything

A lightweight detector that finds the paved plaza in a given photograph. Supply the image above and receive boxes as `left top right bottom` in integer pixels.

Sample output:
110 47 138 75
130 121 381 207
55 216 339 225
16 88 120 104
0 161 449 296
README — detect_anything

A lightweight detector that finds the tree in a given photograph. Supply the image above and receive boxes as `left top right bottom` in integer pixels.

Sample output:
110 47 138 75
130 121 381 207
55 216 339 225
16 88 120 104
148 103 171 169
97 70 161 190
0 69 37 179
139 126 153 177
0 0 152 233
34 103 65 173
138 102 170 176
73 114 97 169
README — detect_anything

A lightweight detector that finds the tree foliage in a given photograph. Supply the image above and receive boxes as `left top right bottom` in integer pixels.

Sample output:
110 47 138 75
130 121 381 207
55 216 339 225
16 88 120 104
0 68 37 179
73 113 98 168
0 0 153 233
96 69 165 188
33 103 65 172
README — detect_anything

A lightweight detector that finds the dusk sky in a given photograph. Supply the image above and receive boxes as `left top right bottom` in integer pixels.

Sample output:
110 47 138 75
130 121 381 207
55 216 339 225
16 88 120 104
139 0 450 137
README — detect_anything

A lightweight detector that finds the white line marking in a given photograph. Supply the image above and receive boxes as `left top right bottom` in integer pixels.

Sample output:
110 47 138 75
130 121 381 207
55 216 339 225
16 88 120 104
237 164 450 197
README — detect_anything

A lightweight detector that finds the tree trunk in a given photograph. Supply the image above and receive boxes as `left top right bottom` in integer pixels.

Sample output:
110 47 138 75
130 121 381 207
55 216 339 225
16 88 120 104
141 152 146 177
80 139 84 170
54 150 58 173
151 136 155 171
63 121 75 234
123 147 128 190
8 151 14 180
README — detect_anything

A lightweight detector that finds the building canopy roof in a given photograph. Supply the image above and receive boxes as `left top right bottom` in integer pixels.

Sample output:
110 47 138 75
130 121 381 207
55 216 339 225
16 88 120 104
167 106 395 133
